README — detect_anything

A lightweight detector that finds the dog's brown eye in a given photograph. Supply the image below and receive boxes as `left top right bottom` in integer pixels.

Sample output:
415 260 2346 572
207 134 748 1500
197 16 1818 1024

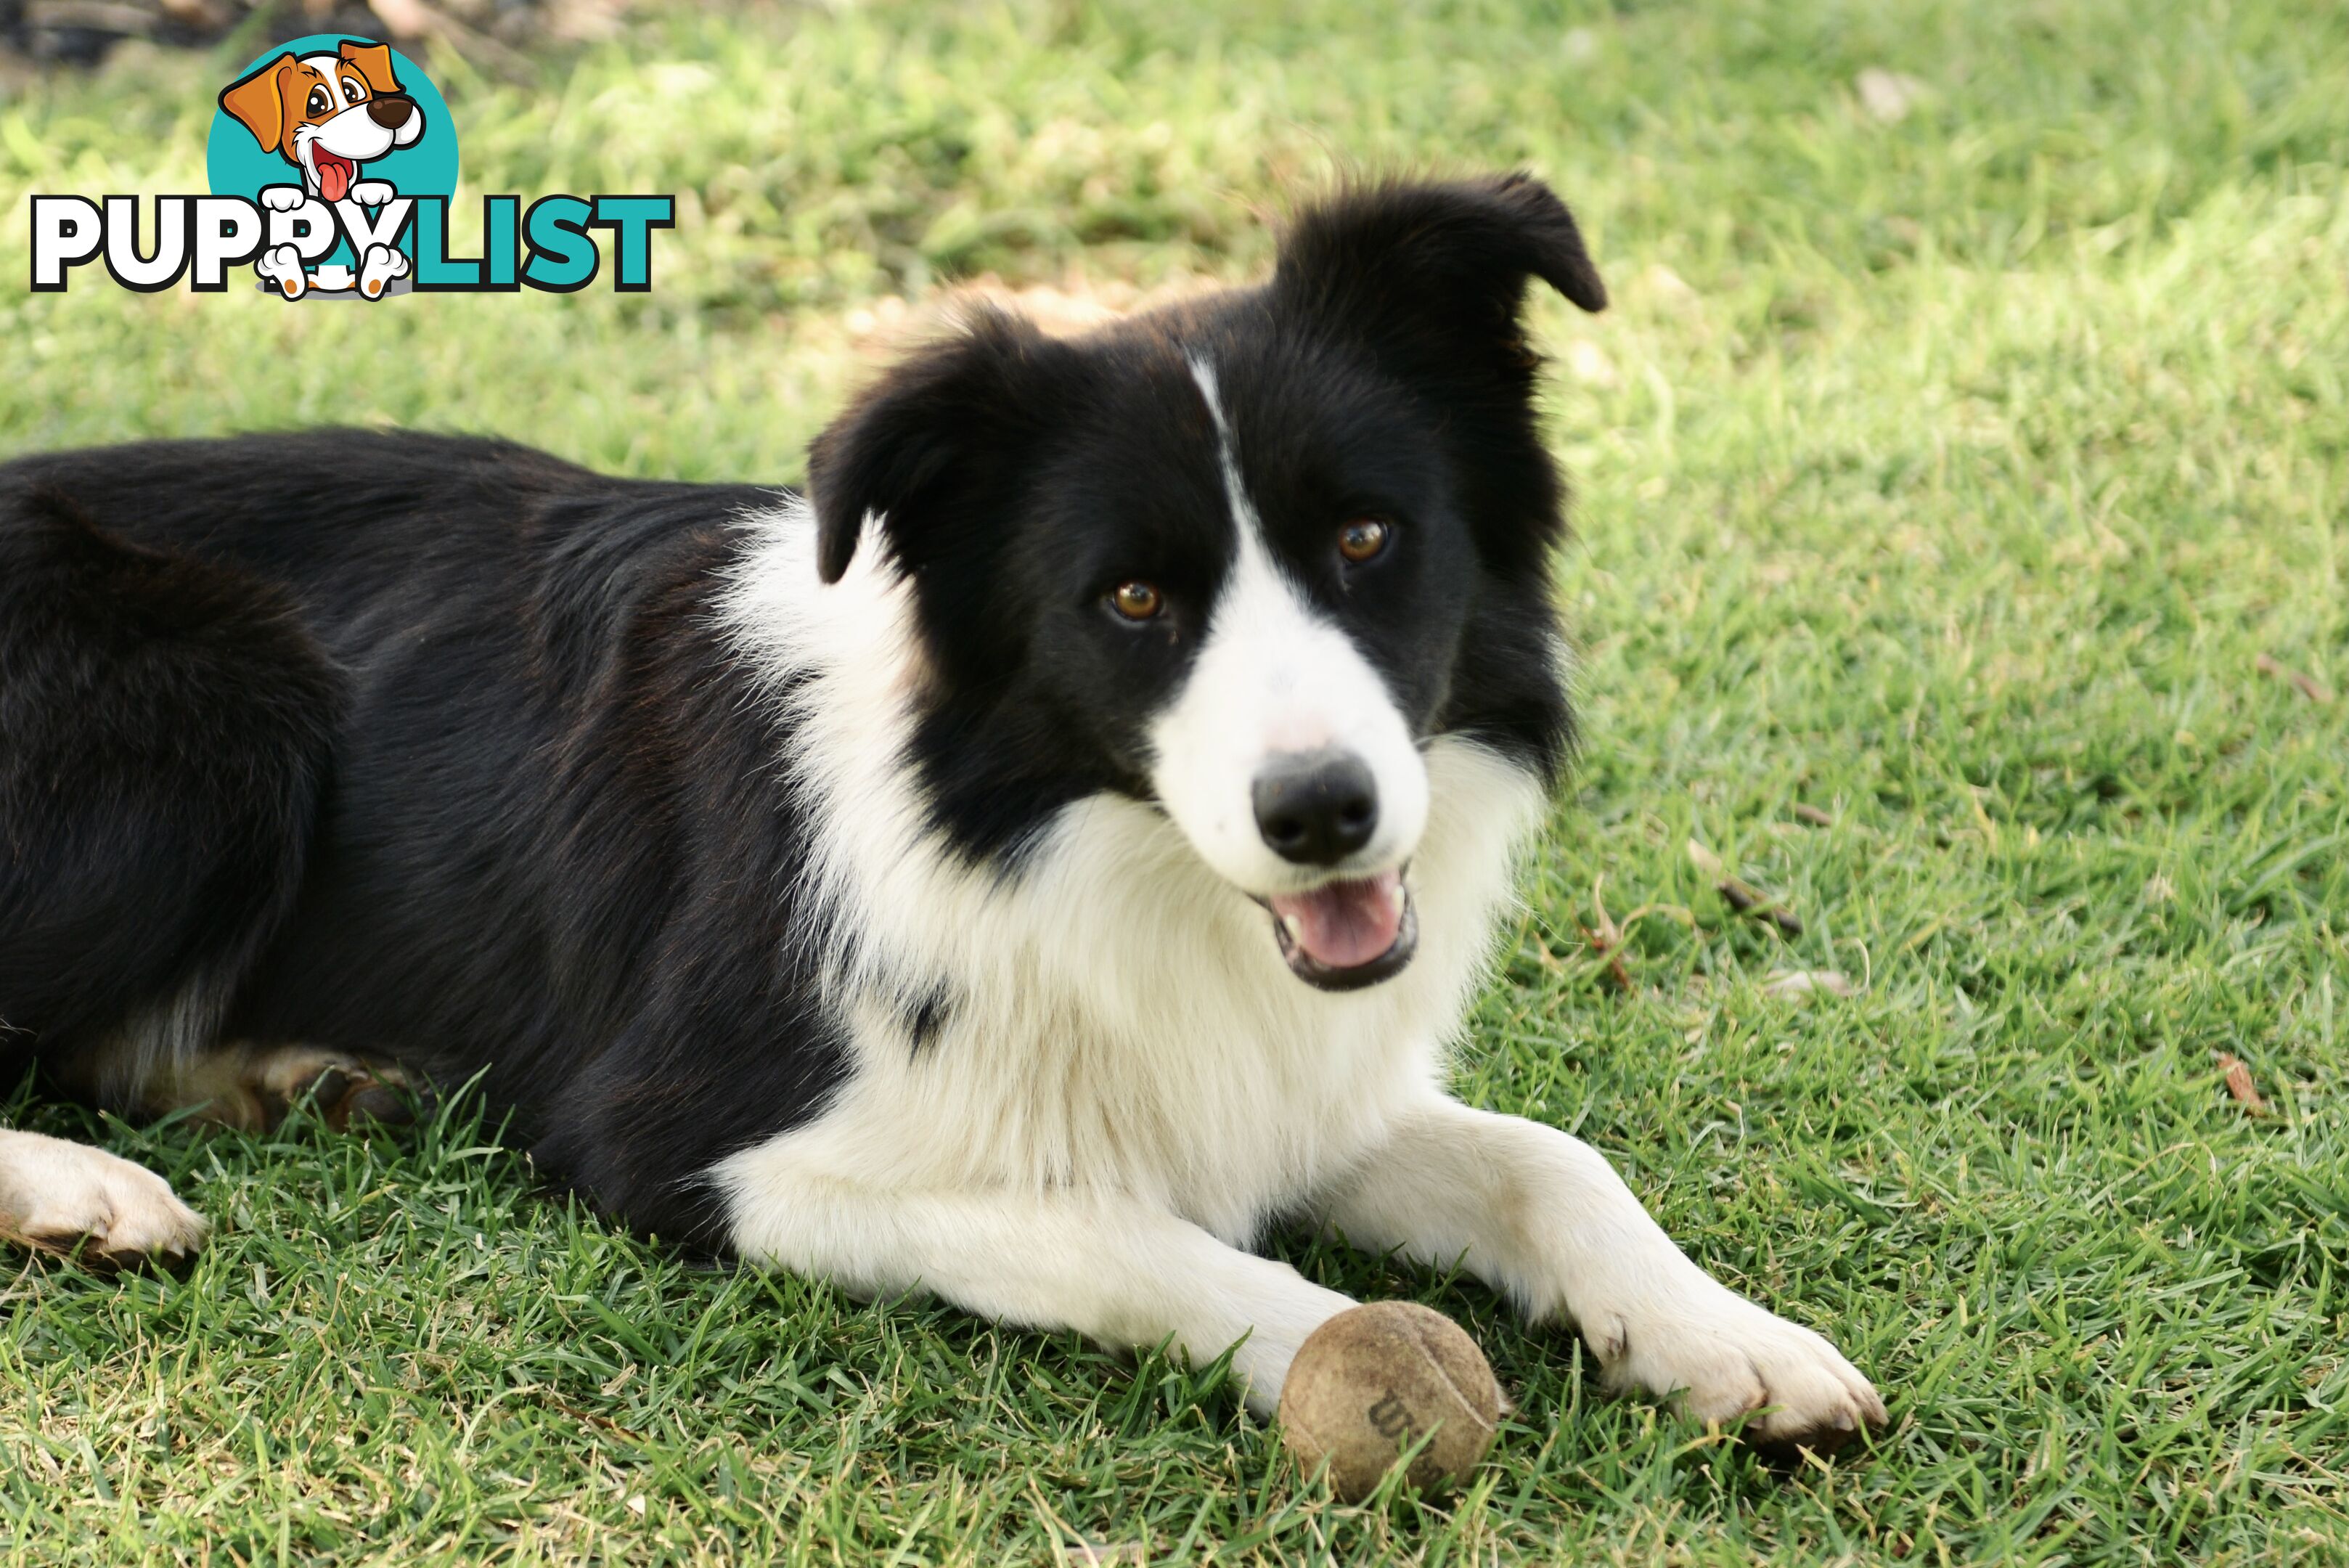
1108 581 1164 621
306 87 330 115
343 79 365 105
1338 518 1390 563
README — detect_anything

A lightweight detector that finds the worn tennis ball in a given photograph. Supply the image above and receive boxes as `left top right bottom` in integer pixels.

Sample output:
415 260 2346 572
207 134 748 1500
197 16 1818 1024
1278 1302 1501 1502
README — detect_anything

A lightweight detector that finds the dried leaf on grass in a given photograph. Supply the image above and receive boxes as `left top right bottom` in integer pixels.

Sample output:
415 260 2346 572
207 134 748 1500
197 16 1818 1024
1062 1545 1147 1567
1689 840 1803 936
1856 67 1928 123
1762 969 1859 1000
1718 876 1804 936
1580 878 1635 993
2255 653 2335 705
2216 1053 2271 1116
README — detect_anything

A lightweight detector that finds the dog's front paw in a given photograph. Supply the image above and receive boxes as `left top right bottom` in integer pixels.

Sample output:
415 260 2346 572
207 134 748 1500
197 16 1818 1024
1593 1285 1884 1453
1217 1268 1357 1418
0 1132 206 1265
348 180 396 206
259 184 309 213
358 243 410 300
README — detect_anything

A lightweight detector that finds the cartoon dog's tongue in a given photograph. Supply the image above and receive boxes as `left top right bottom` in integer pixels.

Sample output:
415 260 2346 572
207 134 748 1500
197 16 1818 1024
316 152 354 203
1269 870 1407 973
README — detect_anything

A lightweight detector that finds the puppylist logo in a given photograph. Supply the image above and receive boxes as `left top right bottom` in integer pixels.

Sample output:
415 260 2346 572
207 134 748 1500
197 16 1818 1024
30 35 674 300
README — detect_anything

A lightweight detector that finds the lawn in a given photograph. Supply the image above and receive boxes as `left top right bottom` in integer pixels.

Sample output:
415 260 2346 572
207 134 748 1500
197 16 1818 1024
4 0 2347 1561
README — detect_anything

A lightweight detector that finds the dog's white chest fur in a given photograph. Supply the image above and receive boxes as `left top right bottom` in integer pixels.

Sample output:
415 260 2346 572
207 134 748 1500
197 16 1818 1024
712 501 1544 1243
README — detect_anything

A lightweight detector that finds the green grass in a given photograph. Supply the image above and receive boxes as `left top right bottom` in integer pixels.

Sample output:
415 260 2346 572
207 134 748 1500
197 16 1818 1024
4 0 2347 1560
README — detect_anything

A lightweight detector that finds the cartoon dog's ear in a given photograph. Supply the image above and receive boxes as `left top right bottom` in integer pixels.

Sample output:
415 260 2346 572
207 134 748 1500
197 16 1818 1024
806 307 1068 585
1272 173 1607 359
338 39 404 97
218 54 298 154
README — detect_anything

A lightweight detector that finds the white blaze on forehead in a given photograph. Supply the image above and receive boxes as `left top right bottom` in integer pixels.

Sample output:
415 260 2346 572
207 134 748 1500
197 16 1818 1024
296 57 351 102
1145 358 1429 897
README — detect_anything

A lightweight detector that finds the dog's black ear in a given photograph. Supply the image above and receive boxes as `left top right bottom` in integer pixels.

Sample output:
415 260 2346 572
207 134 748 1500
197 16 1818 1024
1278 176 1602 576
1272 173 1606 357
807 308 1065 584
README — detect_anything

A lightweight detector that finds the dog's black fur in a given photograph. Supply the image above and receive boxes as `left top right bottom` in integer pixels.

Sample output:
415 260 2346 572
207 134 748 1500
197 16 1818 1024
0 441 861 1240
0 173 1595 1246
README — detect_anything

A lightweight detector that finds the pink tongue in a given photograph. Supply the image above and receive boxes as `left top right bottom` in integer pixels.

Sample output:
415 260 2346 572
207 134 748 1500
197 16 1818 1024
319 160 350 203
1270 871 1404 971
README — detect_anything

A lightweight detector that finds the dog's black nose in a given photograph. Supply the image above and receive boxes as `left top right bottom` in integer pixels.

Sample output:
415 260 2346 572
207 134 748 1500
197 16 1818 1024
1253 749 1379 867
366 94 414 129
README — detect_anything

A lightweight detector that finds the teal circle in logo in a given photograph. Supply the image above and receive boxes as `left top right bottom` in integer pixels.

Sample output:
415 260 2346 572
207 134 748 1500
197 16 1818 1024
206 35 457 276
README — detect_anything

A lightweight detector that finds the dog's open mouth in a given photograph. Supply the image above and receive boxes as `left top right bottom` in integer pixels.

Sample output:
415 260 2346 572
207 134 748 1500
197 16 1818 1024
311 148 358 203
1264 870 1418 991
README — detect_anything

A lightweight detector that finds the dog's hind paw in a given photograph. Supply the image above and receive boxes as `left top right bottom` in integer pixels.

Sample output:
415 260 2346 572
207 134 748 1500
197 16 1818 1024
253 1048 432 1133
359 244 410 299
145 1045 433 1135
0 1131 206 1265
256 243 307 300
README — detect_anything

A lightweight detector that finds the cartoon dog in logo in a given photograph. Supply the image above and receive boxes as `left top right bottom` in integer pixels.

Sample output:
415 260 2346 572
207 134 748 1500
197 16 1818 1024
218 39 421 299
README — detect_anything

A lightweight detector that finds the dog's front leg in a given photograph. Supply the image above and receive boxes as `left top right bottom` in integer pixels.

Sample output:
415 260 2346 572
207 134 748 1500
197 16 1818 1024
718 1164 1354 1413
0 1129 205 1263
1312 1097 1884 1450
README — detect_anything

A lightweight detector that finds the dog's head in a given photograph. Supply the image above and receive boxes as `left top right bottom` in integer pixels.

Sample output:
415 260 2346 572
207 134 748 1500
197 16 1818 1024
809 175 1604 991
218 40 425 204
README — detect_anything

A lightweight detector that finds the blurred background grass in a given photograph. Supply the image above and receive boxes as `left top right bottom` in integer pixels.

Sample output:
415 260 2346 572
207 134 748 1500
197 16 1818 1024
3 1 2348 1562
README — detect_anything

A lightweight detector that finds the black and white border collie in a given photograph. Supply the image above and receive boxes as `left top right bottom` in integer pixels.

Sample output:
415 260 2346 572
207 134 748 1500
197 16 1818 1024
0 175 1883 1452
